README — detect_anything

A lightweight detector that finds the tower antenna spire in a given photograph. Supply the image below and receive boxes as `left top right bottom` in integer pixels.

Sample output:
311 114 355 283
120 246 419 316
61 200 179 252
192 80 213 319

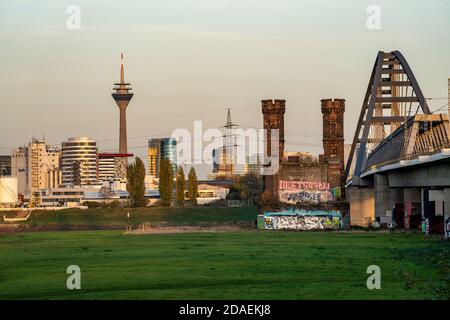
226 108 232 127
120 53 125 84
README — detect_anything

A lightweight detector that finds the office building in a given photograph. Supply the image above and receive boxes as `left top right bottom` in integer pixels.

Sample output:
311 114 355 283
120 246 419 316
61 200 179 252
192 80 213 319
148 138 161 177
98 153 132 182
61 137 98 186
148 138 177 176
160 137 177 173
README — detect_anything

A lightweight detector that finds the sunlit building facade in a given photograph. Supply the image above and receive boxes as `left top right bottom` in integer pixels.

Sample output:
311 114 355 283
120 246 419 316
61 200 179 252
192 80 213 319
61 137 98 186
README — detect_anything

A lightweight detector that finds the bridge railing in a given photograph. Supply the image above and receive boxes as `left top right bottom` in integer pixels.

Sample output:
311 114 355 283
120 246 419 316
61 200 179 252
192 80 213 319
405 136 450 159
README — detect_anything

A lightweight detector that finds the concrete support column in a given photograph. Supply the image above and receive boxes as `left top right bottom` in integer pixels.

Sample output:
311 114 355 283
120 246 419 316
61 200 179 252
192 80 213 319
444 188 450 216
390 188 404 211
404 188 421 229
374 174 391 221
404 188 421 211
347 187 374 227
445 189 450 237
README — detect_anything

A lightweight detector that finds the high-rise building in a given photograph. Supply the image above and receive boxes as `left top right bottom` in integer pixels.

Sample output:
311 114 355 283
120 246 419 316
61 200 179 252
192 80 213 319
28 139 61 192
11 147 28 194
0 156 11 176
61 137 98 186
147 138 177 176
112 53 133 154
148 139 161 177
160 137 177 173
321 98 345 190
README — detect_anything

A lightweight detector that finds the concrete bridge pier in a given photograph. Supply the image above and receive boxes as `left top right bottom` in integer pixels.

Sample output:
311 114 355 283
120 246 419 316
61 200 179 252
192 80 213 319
347 187 374 227
403 188 421 229
374 174 391 223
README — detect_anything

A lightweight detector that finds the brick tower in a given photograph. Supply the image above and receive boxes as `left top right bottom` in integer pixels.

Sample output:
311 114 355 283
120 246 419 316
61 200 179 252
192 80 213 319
321 98 345 190
261 99 286 200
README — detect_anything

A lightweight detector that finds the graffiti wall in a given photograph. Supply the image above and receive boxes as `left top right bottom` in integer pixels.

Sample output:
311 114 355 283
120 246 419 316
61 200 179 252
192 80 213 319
263 211 342 231
278 180 336 204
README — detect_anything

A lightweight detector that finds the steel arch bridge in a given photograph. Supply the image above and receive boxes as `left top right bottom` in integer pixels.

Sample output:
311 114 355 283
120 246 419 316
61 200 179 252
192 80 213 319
345 50 434 186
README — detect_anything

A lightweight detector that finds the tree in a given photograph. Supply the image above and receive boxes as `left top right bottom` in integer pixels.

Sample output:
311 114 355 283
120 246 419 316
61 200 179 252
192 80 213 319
226 174 262 203
188 167 198 206
159 158 174 206
175 165 185 207
126 157 146 207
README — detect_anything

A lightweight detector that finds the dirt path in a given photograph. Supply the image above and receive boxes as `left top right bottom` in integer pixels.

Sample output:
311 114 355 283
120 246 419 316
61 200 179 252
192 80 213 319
126 225 244 235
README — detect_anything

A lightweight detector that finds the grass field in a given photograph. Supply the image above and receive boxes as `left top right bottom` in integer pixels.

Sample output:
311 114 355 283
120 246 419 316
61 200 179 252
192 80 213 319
1 207 257 229
0 230 448 299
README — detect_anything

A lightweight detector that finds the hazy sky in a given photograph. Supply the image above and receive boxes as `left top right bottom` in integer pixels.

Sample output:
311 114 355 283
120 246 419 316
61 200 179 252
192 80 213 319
1 0 449 178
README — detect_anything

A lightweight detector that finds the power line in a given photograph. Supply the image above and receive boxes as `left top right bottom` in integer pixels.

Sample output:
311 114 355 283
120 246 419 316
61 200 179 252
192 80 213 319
431 102 449 114
0 107 228 133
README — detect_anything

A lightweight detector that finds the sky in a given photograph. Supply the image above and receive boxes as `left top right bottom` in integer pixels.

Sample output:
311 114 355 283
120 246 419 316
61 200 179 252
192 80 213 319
0 0 449 178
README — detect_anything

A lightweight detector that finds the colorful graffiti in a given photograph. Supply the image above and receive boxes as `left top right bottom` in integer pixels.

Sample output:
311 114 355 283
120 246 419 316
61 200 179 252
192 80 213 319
278 180 338 204
279 180 330 191
279 190 333 204
263 210 342 231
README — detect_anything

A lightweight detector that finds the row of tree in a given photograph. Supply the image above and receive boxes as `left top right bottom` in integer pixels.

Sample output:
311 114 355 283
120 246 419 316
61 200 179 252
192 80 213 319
161 159 198 207
127 157 198 207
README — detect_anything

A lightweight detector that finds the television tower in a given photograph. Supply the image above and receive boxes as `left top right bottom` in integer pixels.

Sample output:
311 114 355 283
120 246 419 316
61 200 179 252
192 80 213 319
112 53 133 154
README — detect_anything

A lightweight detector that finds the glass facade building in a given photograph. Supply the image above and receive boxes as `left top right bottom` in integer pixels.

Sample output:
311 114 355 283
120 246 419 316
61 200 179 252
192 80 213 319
148 137 177 177
160 137 177 174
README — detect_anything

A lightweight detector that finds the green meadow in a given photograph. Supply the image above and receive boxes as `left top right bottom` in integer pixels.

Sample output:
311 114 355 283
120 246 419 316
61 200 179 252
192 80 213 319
0 230 448 299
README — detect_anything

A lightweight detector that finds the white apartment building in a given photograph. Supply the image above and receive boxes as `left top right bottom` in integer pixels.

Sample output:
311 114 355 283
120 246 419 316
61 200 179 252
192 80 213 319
11 146 28 194
11 139 61 195
28 139 60 192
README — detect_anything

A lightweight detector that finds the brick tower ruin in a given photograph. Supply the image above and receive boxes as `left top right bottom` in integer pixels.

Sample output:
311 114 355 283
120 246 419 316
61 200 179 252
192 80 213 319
321 98 345 190
262 99 286 200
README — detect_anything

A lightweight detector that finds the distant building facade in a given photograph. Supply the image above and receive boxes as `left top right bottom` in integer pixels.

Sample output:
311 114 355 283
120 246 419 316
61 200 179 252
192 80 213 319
11 139 61 195
98 153 132 182
0 155 11 176
61 137 98 186
212 147 234 176
148 138 161 177
11 146 28 194
147 137 177 177
160 137 177 173
28 139 61 192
